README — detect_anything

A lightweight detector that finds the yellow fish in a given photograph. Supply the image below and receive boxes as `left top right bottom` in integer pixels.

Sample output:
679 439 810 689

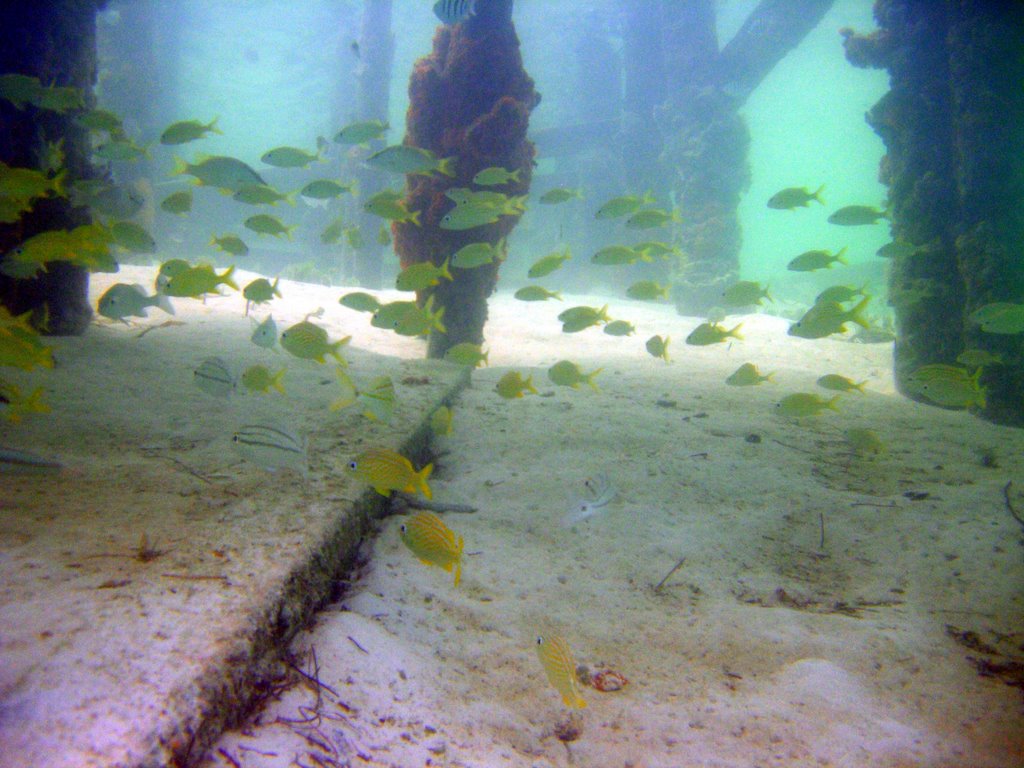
430 405 454 436
535 634 586 709
348 447 433 499
725 362 773 386
686 322 742 346
775 392 840 417
495 371 537 399
399 511 464 586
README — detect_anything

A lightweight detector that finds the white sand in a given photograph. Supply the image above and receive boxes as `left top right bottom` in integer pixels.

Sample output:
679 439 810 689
201 283 1024 767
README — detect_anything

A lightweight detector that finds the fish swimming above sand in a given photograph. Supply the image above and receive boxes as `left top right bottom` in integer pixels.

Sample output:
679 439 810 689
98 283 174 323
349 447 433 499
535 634 587 709
399 511 464 586
250 314 278 349
280 319 350 363
562 471 617 527
231 423 307 476
495 370 537 399
193 356 236 398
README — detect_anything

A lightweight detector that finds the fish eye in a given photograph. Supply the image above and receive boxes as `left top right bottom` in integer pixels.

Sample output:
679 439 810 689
232 435 239 442
400 524 407 533
536 636 544 645
348 460 358 470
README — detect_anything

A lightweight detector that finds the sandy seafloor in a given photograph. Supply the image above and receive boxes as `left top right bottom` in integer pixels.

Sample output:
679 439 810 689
1 264 1022 767
189 269 1023 768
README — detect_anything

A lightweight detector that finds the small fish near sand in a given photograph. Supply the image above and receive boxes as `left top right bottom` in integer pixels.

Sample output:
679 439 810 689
399 511 464 586
686 322 742 346
562 471 617 527
348 447 433 499
725 362 773 387
536 634 587 709
231 423 307 477
645 334 670 362
775 392 840 418
98 283 174 323
280 320 350 363
0 446 62 474
193 356 236 398
495 371 537 399
250 314 278 349
548 360 602 391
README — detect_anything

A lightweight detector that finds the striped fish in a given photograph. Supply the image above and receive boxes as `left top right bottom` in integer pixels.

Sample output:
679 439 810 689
536 634 587 709
433 0 475 25
0 447 62 474
231 423 307 477
348 447 432 499
400 511 464 586
194 356 236 398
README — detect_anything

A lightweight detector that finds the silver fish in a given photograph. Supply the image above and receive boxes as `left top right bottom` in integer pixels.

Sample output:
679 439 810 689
0 447 63 474
250 314 278 349
231 423 307 477
194 356 236 398
561 471 617 527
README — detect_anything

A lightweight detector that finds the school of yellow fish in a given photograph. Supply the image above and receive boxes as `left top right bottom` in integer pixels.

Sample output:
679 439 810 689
0 57 1009 714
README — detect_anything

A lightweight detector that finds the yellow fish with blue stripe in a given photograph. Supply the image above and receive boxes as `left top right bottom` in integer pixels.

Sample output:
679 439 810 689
399 511 464 586
348 447 433 499
535 634 586 709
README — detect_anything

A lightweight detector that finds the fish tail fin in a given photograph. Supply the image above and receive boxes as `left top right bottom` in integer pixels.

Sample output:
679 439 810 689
481 349 490 367
208 116 222 135
453 561 461 587
409 210 421 227
662 337 671 362
219 265 239 291
812 184 825 205
598 304 610 323
286 224 297 240
271 277 282 297
834 246 849 265
854 380 868 393
437 157 457 177
431 306 446 334
509 168 521 183
439 258 452 282
848 296 871 328
764 371 776 383
729 323 744 340
525 375 539 395
418 463 434 499
827 395 842 412
329 335 352 364
50 168 67 197
587 368 603 392
272 369 287 395
552 290 563 301
642 189 655 204
171 156 188 176
284 191 298 207
764 286 773 303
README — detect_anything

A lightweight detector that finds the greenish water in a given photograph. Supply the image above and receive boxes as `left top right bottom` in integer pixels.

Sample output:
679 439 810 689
99 0 892 309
